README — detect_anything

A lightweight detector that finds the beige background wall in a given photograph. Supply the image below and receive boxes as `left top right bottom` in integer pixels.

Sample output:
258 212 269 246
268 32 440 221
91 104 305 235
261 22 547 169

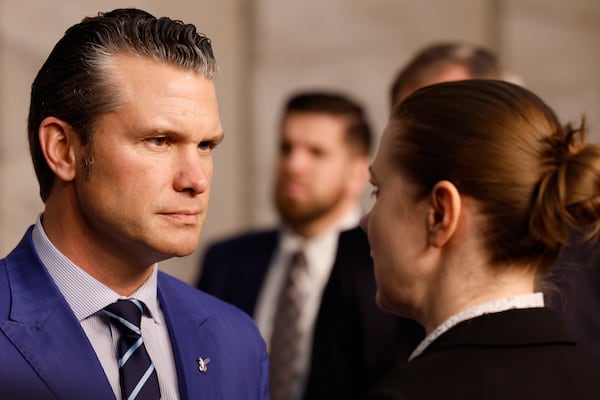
1 0 599 284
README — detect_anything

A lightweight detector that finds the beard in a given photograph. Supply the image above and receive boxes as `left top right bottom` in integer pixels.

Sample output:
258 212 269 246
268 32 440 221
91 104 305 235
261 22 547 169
274 182 346 227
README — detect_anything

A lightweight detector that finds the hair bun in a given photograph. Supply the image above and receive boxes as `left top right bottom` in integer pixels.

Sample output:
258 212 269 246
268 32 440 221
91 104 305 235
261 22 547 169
530 120 600 247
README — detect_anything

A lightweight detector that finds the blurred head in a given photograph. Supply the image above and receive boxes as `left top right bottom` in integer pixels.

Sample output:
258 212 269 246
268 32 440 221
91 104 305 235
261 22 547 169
274 92 372 236
389 42 502 108
29 8 217 202
364 80 600 303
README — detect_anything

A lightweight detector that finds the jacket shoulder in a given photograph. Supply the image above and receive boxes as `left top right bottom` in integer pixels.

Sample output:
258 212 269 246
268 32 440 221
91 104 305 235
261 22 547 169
338 226 369 249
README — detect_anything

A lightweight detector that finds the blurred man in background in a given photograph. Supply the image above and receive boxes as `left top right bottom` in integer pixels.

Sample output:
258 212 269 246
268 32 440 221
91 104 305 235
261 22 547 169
197 91 424 400
389 41 505 108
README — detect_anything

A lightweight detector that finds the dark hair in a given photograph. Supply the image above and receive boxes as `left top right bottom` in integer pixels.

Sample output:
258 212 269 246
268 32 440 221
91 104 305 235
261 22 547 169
389 42 502 108
390 79 600 274
282 92 372 156
28 8 217 201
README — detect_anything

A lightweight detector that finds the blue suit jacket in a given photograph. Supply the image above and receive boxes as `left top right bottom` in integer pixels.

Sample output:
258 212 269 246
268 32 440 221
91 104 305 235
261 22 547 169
0 227 270 400
198 226 424 399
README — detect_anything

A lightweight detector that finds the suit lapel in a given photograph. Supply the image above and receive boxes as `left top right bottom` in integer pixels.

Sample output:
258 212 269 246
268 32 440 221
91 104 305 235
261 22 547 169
244 233 277 314
0 230 114 399
230 230 278 315
158 273 222 400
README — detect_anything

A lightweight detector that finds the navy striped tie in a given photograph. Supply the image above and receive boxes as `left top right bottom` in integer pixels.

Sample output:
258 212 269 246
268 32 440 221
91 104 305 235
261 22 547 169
103 299 161 400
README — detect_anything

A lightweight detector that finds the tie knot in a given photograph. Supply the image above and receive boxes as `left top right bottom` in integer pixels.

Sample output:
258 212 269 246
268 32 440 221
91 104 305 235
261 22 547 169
104 299 161 399
103 298 145 330
290 250 306 268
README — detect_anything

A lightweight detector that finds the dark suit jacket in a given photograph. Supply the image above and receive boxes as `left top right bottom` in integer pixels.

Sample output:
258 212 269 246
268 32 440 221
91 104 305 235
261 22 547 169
365 308 600 400
198 226 424 400
547 237 600 357
0 227 269 400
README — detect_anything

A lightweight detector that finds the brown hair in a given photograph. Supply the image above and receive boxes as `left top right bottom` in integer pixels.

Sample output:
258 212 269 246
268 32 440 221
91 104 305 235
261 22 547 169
389 42 502 108
390 79 600 273
282 92 372 156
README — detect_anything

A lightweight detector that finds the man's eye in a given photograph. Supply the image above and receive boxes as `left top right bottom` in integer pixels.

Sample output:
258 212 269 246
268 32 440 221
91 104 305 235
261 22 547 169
148 137 168 146
279 142 291 155
198 141 216 152
309 147 325 158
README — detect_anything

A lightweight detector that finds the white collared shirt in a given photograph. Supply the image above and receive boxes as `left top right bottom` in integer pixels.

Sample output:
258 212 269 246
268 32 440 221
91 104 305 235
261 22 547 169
254 207 362 400
409 292 545 361
32 215 179 400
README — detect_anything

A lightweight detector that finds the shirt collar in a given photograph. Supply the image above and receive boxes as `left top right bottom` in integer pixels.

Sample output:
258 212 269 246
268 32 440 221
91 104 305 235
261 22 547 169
279 206 362 251
32 214 162 324
336 206 362 231
409 292 544 361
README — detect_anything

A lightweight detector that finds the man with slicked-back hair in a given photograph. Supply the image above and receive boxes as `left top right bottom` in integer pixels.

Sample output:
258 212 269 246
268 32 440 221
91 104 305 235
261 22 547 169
0 8 268 400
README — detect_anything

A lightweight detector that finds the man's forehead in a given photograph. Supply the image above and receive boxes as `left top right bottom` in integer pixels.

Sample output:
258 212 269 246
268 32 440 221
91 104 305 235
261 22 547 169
282 113 347 140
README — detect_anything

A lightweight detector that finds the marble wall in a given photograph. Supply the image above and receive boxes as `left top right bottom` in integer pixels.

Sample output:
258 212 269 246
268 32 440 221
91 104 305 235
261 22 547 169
1 0 598 284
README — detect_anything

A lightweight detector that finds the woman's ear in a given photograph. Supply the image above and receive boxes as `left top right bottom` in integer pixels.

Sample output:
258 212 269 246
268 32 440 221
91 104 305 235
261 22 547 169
427 180 461 248
38 117 78 182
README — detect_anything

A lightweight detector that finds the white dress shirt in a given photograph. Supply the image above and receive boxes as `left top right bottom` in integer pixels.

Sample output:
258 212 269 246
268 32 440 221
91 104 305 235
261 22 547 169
254 207 362 400
31 215 179 400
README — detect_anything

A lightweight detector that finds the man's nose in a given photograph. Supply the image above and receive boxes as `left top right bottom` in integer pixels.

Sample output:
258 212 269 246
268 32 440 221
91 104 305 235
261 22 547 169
173 149 211 195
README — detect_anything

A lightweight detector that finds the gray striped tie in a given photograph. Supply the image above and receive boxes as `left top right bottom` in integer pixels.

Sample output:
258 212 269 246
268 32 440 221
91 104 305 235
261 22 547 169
269 250 310 400
103 298 161 400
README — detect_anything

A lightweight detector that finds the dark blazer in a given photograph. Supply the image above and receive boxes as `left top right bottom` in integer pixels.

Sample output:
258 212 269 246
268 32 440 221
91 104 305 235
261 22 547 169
0 227 269 400
198 226 425 400
548 238 600 357
365 308 600 400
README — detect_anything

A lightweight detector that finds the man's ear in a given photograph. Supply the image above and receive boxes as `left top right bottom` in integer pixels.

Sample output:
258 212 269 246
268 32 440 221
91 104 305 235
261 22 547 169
38 116 78 182
427 180 461 248
349 155 371 196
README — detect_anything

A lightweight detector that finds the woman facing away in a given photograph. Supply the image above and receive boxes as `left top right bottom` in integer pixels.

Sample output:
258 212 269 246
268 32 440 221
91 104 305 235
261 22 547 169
361 79 600 399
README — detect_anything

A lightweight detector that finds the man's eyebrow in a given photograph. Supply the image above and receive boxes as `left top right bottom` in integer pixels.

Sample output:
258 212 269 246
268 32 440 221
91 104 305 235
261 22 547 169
204 131 225 144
